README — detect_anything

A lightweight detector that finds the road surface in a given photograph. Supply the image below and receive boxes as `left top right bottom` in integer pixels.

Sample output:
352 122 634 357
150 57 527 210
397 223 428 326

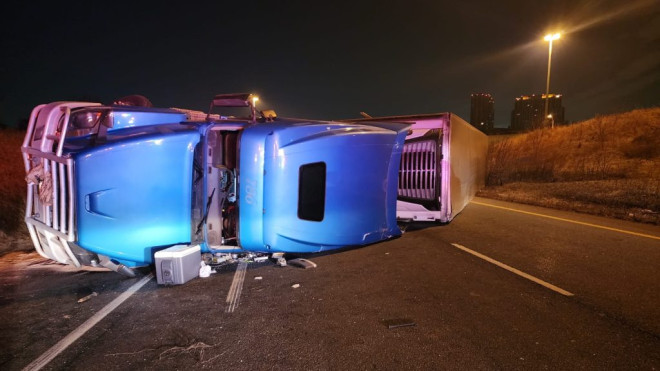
1 197 658 370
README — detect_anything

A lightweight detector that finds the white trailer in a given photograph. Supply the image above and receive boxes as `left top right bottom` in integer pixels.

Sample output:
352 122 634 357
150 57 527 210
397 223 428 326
345 113 488 223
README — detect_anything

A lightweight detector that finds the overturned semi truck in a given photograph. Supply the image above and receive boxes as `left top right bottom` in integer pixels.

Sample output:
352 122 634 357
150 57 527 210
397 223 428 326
344 113 488 223
21 94 408 277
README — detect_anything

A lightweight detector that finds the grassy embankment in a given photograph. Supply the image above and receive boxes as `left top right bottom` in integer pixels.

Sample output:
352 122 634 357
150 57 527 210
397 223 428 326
0 130 33 255
480 107 660 224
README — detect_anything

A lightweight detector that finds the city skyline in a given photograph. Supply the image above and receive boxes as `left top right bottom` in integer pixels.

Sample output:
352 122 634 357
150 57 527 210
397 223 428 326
511 93 566 131
1 0 658 128
470 93 494 132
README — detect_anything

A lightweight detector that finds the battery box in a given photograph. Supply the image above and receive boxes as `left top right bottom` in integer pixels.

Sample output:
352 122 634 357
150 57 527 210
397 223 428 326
155 245 201 285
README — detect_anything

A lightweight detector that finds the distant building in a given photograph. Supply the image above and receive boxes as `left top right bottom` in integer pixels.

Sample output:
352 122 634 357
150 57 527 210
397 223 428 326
470 93 494 134
510 94 565 131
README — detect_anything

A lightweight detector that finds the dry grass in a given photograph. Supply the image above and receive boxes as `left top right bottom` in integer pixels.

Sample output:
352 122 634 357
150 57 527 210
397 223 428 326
478 180 659 224
0 129 31 254
482 107 660 224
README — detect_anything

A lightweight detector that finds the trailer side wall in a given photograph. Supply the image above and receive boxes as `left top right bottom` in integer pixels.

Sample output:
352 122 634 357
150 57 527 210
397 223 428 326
447 114 488 221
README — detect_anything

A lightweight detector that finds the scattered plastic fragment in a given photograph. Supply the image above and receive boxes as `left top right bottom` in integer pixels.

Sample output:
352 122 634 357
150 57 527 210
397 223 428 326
77 292 98 303
213 254 231 264
269 252 287 267
382 318 416 329
291 284 300 289
254 256 269 263
254 276 263 280
199 261 212 278
288 258 317 269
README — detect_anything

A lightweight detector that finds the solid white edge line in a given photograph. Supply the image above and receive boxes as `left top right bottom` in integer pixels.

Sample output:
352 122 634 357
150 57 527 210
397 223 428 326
22 273 154 371
451 243 574 297
471 200 660 241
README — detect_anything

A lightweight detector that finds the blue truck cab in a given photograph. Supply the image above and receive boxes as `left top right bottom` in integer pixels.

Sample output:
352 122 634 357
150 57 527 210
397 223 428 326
21 94 408 276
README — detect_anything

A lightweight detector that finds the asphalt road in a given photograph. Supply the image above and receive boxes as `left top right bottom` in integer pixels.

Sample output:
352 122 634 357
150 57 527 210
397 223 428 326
1 197 658 370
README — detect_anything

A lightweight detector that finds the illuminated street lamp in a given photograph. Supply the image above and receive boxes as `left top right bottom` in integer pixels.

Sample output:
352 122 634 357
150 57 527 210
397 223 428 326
249 95 259 123
543 32 560 126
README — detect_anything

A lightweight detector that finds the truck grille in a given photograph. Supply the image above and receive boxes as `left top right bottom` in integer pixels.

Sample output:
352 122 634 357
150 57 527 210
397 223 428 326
399 139 437 200
24 152 76 241
21 102 97 267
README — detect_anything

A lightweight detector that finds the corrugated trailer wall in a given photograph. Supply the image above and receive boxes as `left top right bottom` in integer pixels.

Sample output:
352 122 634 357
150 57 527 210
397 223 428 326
446 114 488 221
341 112 488 223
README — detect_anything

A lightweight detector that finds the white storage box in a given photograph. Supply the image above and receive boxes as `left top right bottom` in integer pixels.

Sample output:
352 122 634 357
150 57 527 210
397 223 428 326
155 245 201 285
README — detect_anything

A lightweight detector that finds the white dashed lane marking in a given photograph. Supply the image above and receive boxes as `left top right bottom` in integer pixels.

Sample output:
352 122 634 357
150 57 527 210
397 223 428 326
451 243 574 297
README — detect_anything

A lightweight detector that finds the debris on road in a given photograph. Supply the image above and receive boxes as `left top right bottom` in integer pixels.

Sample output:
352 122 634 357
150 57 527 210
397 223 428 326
77 292 98 303
271 252 287 267
254 276 263 280
382 318 416 329
211 253 232 265
291 284 301 289
199 262 212 278
288 258 317 269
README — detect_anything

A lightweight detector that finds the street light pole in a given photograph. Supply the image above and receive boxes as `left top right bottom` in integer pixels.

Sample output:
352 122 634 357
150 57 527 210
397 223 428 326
544 33 560 126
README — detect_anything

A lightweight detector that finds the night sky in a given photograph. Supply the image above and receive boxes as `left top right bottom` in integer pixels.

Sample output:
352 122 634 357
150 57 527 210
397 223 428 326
1 0 658 128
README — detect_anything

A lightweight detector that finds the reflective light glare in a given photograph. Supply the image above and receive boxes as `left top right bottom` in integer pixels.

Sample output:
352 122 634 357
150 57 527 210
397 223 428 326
544 33 561 41
86 112 100 124
278 148 286 169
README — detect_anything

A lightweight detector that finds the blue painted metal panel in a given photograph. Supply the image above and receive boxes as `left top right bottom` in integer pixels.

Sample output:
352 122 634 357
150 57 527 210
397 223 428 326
238 121 407 253
74 130 200 264
236 125 267 251
109 110 186 131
